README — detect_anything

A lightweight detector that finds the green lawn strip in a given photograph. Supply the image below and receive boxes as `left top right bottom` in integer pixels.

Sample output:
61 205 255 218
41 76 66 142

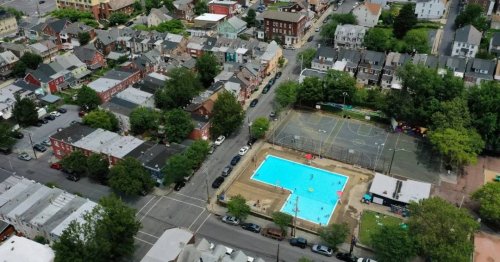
358 210 403 247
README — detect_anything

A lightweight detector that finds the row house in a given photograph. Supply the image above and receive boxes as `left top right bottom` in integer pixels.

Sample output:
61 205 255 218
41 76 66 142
217 16 247 39
334 24 367 49
62 22 96 46
24 64 65 94
0 42 28 58
489 32 500 57
0 82 35 120
437 55 467 78
0 50 19 79
0 11 18 38
415 0 446 19
381 52 412 89
464 58 496 85
337 48 362 77
88 68 141 102
172 0 195 21
73 45 107 70
356 50 386 86
352 2 381 28
209 0 239 17
263 10 307 46
312 46 338 72
29 40 58 63
412 54 440 69
40 19 71 46
147 6 172 27
452 25 481 58
56 0 134 20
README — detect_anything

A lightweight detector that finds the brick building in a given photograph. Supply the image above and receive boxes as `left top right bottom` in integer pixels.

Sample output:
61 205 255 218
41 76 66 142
56 0 135 20
263 10 307 46
209 0 238 17
87 68 141 102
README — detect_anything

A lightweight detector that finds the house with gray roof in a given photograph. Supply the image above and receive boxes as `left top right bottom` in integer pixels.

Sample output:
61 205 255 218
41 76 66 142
464 58 496 85
29 40 58 62
334 24 367 49
356 50 386 86
148 6 172 26
172 0 194 20
336 48 362 76
73 45 106 70
412 54 439 69
218 16 247 39
381 52 411 89
451 25 481 58
489 32 500 56
311 46 338 72
437 55 467 78
0 50 18 78
263 10 307 46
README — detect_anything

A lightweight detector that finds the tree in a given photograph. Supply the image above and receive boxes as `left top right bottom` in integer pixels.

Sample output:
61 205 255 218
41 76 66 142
393 3 417 39
12 61 27 77
371 224 416 262
210 91 244 138
108 157 155 195
154 20 185 34
330 13 357 24
2 7 23 20
318 223 349 251
0 123 15 150
12 96 38 127
76 85 101 111
472 183 500 225
133 1 143 13
129 107 160 134
33 235 48 244
51 8 93 22
428 128 484 166
81 18 99 28
163 109 193 143
145 0 161 13
53 195 141 262
297 48 316 69
408 197 479 262
83 110 119 131
78 32 91 45
403 29 429 53
275 81 298 108
380 9 394 25
323 70 356 104
296 76 324 107
431 97 471 130
155 68 202 110
245 8 257 27
272 212 293 233
196 53 220 88
364 28 393 52
61 151 88 175
162 154 192 185
251 117 269 139
194 0 208 15
109 12 129 26
455 4 488 31
19 52 43 70
320 20 338 43
184 140 210 169
87 154 109 183
227 194 251 220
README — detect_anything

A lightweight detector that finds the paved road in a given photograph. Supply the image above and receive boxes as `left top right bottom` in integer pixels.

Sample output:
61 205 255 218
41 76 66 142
0 0 57 17
439 0 459 55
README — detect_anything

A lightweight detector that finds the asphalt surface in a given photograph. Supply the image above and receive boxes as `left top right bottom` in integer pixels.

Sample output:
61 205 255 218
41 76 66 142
438 0 459 55
0 0 57 17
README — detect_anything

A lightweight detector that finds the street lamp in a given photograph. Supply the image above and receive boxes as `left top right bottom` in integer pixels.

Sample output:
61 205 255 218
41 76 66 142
318 129 327 158
342 92 349 106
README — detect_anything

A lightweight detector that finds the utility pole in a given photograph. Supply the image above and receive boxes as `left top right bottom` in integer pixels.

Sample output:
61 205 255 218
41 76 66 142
276 243 280 262
27 132 37 159
318 129 327 158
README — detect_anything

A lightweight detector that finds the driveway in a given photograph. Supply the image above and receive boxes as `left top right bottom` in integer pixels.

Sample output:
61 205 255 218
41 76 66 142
439 0 460 55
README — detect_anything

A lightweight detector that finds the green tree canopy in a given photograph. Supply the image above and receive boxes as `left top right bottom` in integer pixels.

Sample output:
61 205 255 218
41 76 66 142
129 107 160 135
251 117 269 139
196 53 221 88
145 0 162 13
76 85 101 111
428 128 484 166
155 68 202 110
51 8 93 22
393 3 417 39
403 29 429 53
272 212 293 233
61 151 88 175
184 140 210 169
318 223 349 251
109 12 130 26
163 109 194 143
275 80 298 109
12 60 27 77
364 28 394 52
53 195 141 262
83 109 119 131
0 123 15 150
455 3 488 31
472 182 500 225
323 70 356 104
13 96 38 127
154 20 185 34
20 52 43 70
108 157 155 195
431 97 471 130
133 1 143 13
245 8 257 27
162 153 192 185
210 91 244 138
227 194 251 220
297 48 317 69
408 197 479 262
296 76 323 107
87 154 109 183
78 32 91 45
194 0 208 15
371 224 416 262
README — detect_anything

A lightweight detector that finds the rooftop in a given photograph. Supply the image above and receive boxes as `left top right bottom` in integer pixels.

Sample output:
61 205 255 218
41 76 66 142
116 87 153 105
72 129 120 153
101 136 144 159
0 236 55 262
141 228 194 262
263 10 304 23
50 123 96 144
195 13 227 22
369 173 431 204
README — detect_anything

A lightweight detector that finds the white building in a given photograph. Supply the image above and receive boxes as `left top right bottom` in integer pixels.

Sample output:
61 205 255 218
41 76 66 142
334 24 368 49
415 0 446 19
369 173 432 205
0 235 55 262
452 25 481 58
352 2 382 28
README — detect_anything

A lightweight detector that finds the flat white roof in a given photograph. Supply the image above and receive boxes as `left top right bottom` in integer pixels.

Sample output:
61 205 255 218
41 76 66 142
0 179 32 207
101 136 144 158
72 129 121 153
148 72 168 81
50 200 97 237
88 78 122 93
116 87 153 105
0 236 55 262
141 228 194 262
369 173 431 204
195 13 226 22
333 60 347 71
31 191 76 226
7 186 52 218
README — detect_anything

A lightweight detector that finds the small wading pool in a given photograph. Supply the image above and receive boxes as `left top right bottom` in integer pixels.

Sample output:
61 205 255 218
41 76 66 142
251 155 348 225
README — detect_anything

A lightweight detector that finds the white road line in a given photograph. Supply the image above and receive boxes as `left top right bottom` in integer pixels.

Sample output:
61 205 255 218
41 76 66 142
138 231 160 239
374 132 390 171
139 197 163 222
136 196 157 216
330 119 345 145
188 209 206 230
195 213 211 233
164 196 205 209
134 236 155 245
173 192 206 202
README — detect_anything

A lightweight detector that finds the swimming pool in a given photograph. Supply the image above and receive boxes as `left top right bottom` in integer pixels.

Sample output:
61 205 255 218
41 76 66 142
251 155 348 225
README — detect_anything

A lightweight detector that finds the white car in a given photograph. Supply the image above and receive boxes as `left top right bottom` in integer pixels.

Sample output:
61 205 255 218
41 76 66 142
214 135 225 146
238 145 250 156
50 111 61 117
221 215 240 225
358 259 377 262
315 27 320 32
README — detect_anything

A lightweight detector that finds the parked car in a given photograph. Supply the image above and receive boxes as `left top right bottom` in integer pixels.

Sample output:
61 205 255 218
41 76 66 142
289 237 308 248
42 139 51 147
261 228 285 241
276 71 282 78
221 215 240 225
212 176 225 188
39 0 45 4
269 78 275 86
311 244 333 257
78 111 86 117
262 86 270 94
221 166 233 177
125 21 134 27
57 108 67 113
10 131 24 139
357 258 377 262
39 118 48 124
208 145 216 154
230 155 241 165
315 27 321 32
238 145 250 156
70 120 79 125
249 99 259 107
336 252 358 262
214 135 226 146
269 111 276 119
50 111 61 117
50 162 62 170
44 115 55 121
66 174 80 182
34 121 42 127
18 152 32 161
241 223 261 233
33 144 47 152
247 137 257 147
307 36 314 42
174 181 185 191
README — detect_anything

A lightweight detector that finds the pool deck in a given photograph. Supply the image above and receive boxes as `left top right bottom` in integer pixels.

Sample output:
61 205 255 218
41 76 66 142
224 143 374 231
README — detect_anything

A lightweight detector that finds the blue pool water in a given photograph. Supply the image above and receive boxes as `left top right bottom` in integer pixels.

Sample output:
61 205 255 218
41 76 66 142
251 155 348 225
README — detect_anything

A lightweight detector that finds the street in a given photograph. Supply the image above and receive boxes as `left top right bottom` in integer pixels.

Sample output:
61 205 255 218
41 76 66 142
0 0 57 17
439 0 459 55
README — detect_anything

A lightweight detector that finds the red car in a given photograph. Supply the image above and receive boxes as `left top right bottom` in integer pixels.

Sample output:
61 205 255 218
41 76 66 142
50 162 62 170
78 111 86 117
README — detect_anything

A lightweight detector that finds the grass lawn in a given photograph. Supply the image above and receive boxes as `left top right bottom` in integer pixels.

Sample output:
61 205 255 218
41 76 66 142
267 2 290 10
358 210 403 247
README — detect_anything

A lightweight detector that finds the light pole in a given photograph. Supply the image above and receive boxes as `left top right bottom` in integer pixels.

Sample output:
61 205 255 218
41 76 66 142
318 129 327 158
342 92 349 106
248 120 253 140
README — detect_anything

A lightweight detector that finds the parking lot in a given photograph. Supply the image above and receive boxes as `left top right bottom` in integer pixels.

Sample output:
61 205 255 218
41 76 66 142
0 0 56 17
271 110 443 183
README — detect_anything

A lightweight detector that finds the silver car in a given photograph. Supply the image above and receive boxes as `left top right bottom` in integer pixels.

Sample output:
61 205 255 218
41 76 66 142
221 215 240 226
18 152 32 161
311 244 333 257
